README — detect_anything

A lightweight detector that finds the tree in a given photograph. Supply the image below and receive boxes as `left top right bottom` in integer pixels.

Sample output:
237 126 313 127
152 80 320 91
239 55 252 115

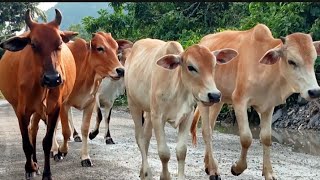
0 2 46 57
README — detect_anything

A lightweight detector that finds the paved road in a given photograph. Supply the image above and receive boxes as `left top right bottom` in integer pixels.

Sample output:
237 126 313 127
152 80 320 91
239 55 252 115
0 100 319 180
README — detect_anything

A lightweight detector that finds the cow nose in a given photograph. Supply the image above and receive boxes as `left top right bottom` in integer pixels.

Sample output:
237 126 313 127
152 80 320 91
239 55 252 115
308 89 320 99
208 92 221 103
42 72 62 88
116 68 125 77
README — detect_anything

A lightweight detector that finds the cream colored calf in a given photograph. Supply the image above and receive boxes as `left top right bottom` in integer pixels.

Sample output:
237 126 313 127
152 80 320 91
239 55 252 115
190 24 320 180
125 38 238 180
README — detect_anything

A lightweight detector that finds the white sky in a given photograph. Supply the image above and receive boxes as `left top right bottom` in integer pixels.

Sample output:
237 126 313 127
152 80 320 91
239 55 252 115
37 2 58 11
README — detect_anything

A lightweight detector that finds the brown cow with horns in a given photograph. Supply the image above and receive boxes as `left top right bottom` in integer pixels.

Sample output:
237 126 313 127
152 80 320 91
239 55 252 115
0 9 77 180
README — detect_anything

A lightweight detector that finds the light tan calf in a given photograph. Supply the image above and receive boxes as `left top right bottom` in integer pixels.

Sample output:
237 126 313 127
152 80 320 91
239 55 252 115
125 38 238 180
190 24 320 180
30 32 129 167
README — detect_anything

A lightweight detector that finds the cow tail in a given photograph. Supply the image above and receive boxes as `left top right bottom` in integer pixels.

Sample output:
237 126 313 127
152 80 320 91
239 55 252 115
190 107 201 147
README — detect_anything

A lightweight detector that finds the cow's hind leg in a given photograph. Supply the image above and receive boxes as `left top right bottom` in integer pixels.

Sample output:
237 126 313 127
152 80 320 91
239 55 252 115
17 112 38 179
259 107 277 180
104 107 114 144
68 108 81 142
200 102 223 180
80 102 95 167
58 105 71 159
88 106 103 140
29 113 41 175
152 112 171 180
230 97 252 176
176 112 193 180
42 107 60 180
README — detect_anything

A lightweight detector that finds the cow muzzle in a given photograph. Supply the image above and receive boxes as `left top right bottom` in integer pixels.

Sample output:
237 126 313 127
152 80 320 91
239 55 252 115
110 67 125 80
308 88 320 99
41 72 62 88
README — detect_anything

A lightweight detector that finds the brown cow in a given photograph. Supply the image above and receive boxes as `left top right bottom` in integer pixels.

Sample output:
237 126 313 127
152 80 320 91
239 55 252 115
125 38 238 179
0 9 77 180
70 39 133 144
190 24 320 180
30 33 129 167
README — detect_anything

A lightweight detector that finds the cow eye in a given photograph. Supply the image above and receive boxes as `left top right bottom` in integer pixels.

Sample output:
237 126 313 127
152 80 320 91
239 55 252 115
97 47 104 52
30 43 36 49
187 65 197 73
288 60 297 67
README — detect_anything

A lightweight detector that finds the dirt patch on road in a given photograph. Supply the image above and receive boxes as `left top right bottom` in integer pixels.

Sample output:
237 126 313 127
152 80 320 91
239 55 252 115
0 102 319 180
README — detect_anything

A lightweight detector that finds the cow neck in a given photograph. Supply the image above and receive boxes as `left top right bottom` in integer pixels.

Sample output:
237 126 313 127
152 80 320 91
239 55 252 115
75 46 96 87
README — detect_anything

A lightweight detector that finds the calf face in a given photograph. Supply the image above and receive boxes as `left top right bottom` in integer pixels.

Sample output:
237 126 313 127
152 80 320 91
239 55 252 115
157 44 238 106
0 9 78 88
89 32 127 80
259 33 320 100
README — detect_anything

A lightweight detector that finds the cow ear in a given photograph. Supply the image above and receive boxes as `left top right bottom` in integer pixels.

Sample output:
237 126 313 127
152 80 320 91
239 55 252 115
259 47 283 65
60 31 78 43
116 39 133 51
313 41 320 56
212 48 238 65
156 54 181 70
0 35 30 52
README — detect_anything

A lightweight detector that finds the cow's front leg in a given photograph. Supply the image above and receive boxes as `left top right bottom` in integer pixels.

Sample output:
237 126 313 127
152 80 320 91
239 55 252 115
42 107 60 180
80 101 95 167
152 112 171 180
231 97 252 176
176 112 193 180
200 102 223 180
259 107 277 180
29 113 41 175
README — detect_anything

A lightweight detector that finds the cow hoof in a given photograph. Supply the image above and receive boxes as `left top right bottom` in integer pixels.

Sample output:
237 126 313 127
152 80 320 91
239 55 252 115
74 135 82 142
231 166 241 176
81 159 93 167
209 175 221 180
25 172 36 180
89 130 99 140
105 137 115 145
205 168 209 175
53 154 63 162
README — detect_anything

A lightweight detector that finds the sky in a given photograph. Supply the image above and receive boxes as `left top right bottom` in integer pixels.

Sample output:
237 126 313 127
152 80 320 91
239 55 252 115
37 2 58 11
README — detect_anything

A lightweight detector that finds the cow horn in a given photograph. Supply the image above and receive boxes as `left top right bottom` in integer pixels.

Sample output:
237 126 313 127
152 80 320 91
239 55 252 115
280 36 286 44
25 9 35 30
50 9 62 27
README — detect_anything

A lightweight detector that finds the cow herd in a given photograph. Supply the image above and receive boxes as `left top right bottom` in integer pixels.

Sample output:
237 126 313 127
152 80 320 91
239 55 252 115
0 9 319 180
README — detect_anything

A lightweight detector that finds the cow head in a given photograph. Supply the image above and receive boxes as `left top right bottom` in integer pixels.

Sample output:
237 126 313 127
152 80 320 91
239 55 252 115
116 39 133 66
259 33 320 100
156 44 238 106
87 32 129 80
0 9 78 88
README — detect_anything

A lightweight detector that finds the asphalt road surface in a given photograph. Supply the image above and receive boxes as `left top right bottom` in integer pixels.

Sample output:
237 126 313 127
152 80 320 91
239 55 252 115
0 100 319 180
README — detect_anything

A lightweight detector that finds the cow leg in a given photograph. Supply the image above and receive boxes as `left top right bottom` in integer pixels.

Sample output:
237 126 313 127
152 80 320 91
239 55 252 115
51 125 61 161
80 101 95 167
42 107 60 180
29 114 41 175
152 112 171 180
104 107 114 144
259 108 276 180
17 112 39 179
200 102 223 179
58 105 71 158
69 108 82 142
231 98 252 176
176 112 193 180
143 112 152 155
88 106 103 140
